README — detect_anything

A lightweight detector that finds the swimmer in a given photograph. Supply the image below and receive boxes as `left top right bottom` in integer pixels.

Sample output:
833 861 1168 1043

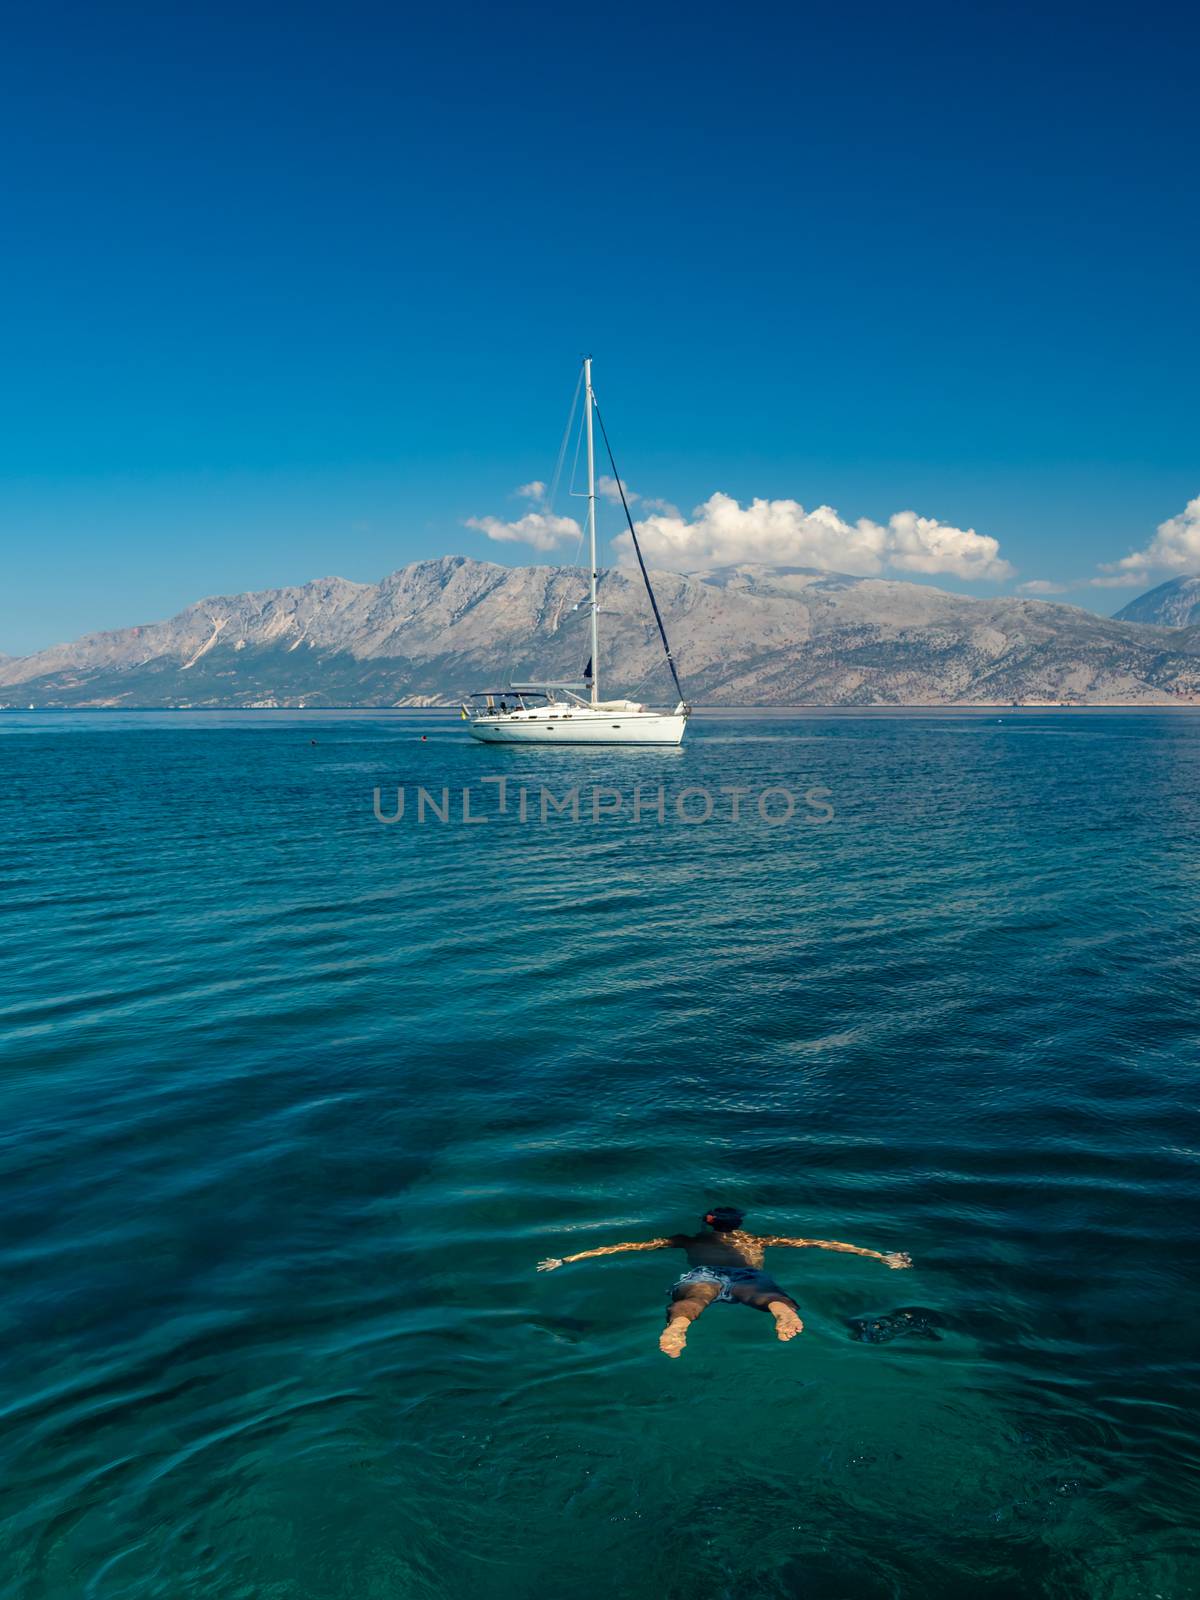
537 1206 912 1358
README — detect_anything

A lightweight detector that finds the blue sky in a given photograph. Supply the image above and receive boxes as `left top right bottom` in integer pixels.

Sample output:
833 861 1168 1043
2 0 1197 654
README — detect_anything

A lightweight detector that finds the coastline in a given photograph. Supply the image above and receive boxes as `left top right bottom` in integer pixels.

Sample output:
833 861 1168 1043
4 701 1200 716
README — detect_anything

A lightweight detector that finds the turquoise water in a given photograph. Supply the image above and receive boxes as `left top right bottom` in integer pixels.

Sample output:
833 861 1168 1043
2 710 1198 1599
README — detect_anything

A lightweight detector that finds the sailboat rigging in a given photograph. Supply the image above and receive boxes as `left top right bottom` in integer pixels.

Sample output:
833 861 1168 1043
463 357 690 746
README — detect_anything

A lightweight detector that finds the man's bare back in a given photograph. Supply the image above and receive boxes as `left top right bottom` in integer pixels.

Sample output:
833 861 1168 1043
537 1205 912 1358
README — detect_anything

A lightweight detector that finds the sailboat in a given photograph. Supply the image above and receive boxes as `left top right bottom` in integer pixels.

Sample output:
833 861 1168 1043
463 358 689 746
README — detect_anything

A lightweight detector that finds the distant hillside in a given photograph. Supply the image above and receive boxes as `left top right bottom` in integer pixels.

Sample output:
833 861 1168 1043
1114 575 1200 628
4 556 1200 707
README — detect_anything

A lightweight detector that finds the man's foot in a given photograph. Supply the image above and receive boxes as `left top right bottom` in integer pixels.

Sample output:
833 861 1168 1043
769 1303 804 1342
660 1319 689 1358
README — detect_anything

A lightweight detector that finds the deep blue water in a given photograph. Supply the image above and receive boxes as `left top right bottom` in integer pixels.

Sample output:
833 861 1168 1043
2 710 1198 1600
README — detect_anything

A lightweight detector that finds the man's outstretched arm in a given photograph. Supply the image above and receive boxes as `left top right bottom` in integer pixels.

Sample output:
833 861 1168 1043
537 1238 675 1272
761 1235 912 1269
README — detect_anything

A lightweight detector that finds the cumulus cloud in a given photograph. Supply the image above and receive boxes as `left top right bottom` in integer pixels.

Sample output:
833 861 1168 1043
465 511 581 551
1102 495 1200 577
515 480 546 502
1088 572 1148 589
613 492 1013 581
1018 579 1068 595
885 510 1012 578
597 475 636 505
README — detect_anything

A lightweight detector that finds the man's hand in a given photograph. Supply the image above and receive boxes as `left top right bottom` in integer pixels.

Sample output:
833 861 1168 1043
537 1257 565 1272
882 1251 912 1270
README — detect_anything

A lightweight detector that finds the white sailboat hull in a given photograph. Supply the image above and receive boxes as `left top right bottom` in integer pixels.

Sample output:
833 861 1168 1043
469 709 687 746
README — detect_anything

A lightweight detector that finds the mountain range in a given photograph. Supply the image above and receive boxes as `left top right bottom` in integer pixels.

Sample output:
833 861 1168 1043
3 556 1200 708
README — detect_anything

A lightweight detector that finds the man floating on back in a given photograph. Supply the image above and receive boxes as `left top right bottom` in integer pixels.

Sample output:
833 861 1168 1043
537 1206 912 1358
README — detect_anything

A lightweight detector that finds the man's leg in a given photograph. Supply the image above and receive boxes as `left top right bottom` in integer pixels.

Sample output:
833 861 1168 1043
730 1280 804 1342
660 1281 720 1358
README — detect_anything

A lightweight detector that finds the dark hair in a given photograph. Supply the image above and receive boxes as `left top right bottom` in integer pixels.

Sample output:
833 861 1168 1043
703 1206 744 1232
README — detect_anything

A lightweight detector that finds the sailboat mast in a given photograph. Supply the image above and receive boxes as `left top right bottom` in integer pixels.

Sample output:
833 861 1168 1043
584 356 599 705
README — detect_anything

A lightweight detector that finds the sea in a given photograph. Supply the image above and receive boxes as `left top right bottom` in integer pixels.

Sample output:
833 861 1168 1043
1 709 1198 1600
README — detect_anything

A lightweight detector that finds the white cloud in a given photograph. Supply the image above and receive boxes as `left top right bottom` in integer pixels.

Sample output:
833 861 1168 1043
614 492 1013 581
1088 572 1148 589
885 510 1011 578
1018 579 1068 595
597 474 636 505
515 480 546 502
1102 495 1200 576
465 511 581 551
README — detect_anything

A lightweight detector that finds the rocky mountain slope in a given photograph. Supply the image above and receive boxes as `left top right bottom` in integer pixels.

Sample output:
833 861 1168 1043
4 556 1200 707
1114 575 1200 628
